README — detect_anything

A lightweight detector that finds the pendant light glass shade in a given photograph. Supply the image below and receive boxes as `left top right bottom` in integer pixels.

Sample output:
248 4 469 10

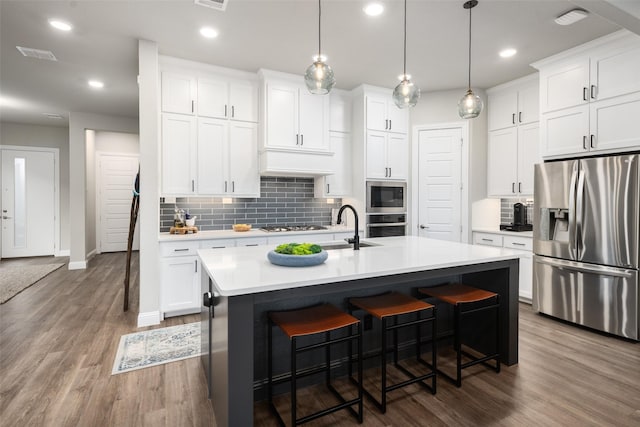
393 0 419 109
458 89 483 119
393 76 420 108
305 0 335 95
305 59 335 95
458 0 482 119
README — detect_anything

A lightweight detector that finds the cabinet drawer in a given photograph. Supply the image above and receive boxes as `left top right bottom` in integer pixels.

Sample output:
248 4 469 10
503 235 533 251
160 241 200 257
473 232 503 247
200 239 236 249
236 237 268 247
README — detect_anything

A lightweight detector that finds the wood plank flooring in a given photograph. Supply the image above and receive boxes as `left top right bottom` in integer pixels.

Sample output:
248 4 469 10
1 252 639 426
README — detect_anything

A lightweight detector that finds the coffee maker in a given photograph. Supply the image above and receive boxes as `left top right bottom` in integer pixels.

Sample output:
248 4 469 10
500 202 533 232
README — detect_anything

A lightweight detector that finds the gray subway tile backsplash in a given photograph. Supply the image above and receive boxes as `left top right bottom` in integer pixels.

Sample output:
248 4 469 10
160 177 341 232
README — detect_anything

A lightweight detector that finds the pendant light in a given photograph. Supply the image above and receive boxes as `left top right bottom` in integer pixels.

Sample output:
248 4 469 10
392 0 420 108
304 0 335 94
458 0 483 119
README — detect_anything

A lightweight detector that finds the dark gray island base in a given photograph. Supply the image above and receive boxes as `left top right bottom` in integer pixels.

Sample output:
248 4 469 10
200 249 519 427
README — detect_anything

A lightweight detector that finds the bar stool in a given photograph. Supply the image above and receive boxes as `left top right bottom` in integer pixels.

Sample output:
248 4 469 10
418 283 500 387
347 292 437 413
267 303 363 426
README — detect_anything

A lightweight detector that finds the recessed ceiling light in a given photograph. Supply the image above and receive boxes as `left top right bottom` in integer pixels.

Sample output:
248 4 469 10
555 9 588 26
200 27 219 39
364 2 384 17
88 80 104 89
49 19 72 31
499 48 517 58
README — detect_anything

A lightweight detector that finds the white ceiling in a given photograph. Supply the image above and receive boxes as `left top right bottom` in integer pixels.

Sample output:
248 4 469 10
1 0 638 127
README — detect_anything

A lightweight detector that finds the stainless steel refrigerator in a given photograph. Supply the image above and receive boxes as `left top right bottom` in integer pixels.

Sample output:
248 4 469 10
533 153 639 340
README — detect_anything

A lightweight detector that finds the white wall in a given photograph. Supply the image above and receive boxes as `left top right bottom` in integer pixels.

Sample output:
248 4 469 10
95 131 140 153
68 113 138 269
137 39 161 327
0 121 71 253
409 88 490 240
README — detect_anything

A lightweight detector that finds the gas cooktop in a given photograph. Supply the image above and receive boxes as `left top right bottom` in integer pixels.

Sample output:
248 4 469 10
260 225 328 232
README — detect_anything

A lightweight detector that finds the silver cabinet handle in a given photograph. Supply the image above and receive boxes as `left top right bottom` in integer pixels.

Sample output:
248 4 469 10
192 100 195 113
590 85 596 99
511 242 526 246
481 238 494 242
512 182 515 193
296 134 299 145
518 112 522 123
231 105 235 118
300 134 303 145
192 180 195 192
518 182 522 193
326 183 330 194
590 134 595 149
232 181 235 192
194 259 198 273
583 135 587 150
512 113 516 124
385 119 388 130
389 120 392 130
583 87 588 101
174 248 189 252
388 167 391 177
224 181 228 192
224 104 227 117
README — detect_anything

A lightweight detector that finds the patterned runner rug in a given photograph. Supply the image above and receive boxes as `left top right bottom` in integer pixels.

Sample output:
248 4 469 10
112 322 201 375
0 263 65 304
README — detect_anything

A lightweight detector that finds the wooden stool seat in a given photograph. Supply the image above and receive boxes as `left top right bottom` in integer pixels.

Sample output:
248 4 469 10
350 292 434 319
269 303 360 338
419 283 497 305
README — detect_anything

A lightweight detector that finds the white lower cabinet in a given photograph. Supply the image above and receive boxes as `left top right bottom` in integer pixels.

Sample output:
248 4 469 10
160 242 201 317
473 232 533 302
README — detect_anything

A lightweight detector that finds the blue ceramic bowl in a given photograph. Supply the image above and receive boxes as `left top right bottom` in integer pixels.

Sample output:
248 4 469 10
267 250 328 267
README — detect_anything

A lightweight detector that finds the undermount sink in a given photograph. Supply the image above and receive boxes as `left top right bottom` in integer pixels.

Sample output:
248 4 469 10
321 242 379 250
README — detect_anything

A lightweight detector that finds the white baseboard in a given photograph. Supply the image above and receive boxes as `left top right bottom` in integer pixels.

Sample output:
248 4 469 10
137 311 162 328
57 249 70 257
68 261 87 270
86 249 97 260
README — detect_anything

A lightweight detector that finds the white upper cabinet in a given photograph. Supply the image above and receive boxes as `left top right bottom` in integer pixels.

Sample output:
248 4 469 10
486 74 540 197
314 132 352 197
162 72 196 115
227 122 260 196
161 113 197 195
329 89 352 133
264 79 329 151
366 94 408 134
197 77 258 122
366 130 408 180
488 74 539 131
534 30 640 159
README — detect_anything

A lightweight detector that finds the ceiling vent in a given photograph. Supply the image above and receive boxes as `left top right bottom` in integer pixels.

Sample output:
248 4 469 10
194 0 228 11
16 46 57 61
554 8 589 26
43 113 64 120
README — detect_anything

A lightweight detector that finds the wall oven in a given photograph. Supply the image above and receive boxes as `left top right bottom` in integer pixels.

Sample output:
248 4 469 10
367 213 407 238
366 181 406 213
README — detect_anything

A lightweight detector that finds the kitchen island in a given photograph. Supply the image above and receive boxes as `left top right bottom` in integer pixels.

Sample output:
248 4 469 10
199 236 522 427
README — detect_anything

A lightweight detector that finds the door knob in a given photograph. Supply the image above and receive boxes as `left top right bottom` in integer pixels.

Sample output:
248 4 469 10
419 224 429 229
2 216 12 220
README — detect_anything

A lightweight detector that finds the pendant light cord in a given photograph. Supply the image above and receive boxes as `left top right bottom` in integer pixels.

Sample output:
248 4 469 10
318 0 322 58
403 0 407 78
467 2 472 90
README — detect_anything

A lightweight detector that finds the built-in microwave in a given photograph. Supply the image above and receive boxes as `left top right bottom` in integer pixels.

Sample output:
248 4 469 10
366 181 406 213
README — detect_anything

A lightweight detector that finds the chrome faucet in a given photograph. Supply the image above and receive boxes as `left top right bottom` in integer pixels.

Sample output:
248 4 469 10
337 204 359 250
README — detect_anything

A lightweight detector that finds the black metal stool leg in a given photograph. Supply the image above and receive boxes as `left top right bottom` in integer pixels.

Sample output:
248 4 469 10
268 321 274 408
291 337 297 426
496 295 501 373
454 304 462 388
381 316 387 413
432 307 437 394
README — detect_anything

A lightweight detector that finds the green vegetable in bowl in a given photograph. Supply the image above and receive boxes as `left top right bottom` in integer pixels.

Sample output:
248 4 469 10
274 243 322 255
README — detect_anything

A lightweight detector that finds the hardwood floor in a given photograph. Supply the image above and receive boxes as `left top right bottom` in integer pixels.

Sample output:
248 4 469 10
1 252 639 426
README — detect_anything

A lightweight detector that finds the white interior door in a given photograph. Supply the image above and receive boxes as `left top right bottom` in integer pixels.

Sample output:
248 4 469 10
97 153 139 253
1 149 55 257
417 127 462 242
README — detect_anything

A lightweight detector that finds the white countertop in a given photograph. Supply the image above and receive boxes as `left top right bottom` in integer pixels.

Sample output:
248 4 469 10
158 225 357 242
199 235 524 297
473 227 533 238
